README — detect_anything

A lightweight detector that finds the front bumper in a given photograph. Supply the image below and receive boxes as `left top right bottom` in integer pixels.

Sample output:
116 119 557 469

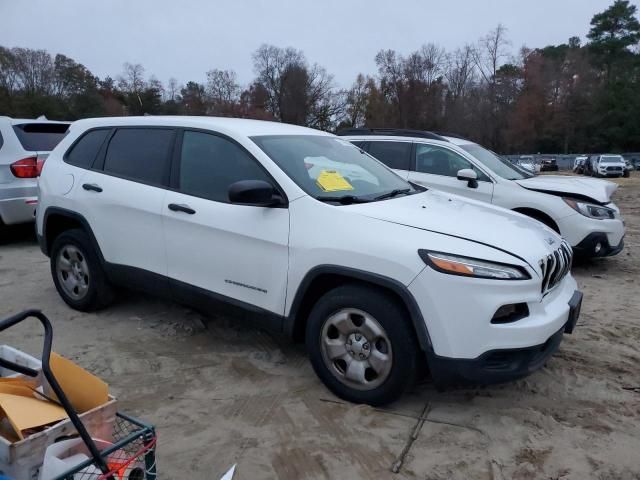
560 212 625 255
427 324 565 385
598 171 622 177
409 264 578 360
573 232 624 258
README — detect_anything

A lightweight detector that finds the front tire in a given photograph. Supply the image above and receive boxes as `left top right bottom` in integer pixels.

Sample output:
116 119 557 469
305 284 419 406
50 229 114 311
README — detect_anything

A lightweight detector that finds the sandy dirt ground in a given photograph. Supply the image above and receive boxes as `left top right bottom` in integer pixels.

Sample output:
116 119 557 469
0 174 639 480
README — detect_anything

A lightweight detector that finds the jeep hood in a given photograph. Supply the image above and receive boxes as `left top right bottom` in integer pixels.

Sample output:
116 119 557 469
514 175 617 204
346 190 561 268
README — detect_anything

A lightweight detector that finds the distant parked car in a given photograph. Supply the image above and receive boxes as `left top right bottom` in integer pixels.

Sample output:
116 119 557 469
573 156 588 174
591 154 625 178
0 117 70 231
516 155 540 174
623 159 632 177
584 155 598 176
540 157 559 172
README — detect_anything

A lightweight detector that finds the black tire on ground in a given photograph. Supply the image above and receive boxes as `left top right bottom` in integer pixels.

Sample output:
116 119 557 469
305 284 420 406
623 170 630 178
50 228 115 311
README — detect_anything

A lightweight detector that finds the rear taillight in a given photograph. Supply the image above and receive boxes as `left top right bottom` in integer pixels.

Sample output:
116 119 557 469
10 157 39 178
36 155 47 176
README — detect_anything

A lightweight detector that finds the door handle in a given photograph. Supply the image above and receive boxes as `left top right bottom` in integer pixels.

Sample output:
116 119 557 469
82 183 102 193
168 203 196 215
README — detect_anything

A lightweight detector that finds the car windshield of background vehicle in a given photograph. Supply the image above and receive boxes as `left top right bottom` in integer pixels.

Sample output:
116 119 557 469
600 155 624 164
460 144 533 180
12 123 69 151
251 135 416 203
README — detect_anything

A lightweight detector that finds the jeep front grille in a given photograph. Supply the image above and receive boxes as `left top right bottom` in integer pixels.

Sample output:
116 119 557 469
539 241 573 295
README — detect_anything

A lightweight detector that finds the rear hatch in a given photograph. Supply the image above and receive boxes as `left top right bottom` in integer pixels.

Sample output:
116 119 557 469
0 122 69 183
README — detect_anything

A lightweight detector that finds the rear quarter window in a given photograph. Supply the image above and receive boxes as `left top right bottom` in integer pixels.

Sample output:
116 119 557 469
65 129 111 169
12 123 69 151
367 141 412 170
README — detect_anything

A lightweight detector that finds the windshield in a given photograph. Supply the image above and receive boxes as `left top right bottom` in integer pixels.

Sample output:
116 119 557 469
600 155 624 164
251 135 416 202
460 144 533 180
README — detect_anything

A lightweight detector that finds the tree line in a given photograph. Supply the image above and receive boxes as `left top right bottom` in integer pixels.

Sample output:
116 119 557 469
1 0 638 154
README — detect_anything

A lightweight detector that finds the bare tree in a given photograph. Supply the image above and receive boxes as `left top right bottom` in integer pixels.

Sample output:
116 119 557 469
117 62 146 94
473 24 511 86
252 44 340 126
418 43 446 85
252 44 306 120
10 48 54 95
206 69 240 104
166 77 180 102
0 47 20 95
344 73 369 127
445 45 476 100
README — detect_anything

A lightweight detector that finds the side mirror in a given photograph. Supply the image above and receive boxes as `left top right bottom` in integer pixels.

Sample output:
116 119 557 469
228 180 282 207
456 168 478 189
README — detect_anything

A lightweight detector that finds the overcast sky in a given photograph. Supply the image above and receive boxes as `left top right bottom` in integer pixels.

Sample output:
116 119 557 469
1 0 615 88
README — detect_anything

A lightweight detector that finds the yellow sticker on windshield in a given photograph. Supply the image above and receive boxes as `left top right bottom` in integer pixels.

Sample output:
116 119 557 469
316 170 354 192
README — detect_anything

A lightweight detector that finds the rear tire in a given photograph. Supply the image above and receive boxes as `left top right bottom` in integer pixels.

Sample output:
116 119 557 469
305 284 420 406
50 229 114 311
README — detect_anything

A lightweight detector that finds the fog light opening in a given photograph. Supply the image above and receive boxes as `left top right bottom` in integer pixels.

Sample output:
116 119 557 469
491 303 529 324
594 242 602 254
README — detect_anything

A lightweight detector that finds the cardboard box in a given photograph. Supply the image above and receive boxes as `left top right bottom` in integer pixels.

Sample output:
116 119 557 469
0 350 116 480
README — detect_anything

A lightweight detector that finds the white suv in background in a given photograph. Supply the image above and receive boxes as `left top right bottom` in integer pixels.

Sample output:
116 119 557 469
0 117 69 230
590 154 626 178
37 117 582 405
340 129 625 258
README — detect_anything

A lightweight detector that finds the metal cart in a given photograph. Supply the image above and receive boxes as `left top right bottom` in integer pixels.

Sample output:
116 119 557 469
0 310 157 480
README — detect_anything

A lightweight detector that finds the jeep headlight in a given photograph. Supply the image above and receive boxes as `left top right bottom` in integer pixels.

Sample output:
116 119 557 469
563 198 615 219
418 250 530 280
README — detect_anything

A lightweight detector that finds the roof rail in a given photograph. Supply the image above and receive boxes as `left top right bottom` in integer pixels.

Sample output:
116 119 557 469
434 131 471 141
336 127 448 141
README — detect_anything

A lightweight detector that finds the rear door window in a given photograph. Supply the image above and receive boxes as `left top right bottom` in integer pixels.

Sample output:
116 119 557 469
102 128 174 185
367 141 412 170
65 129 110 169
12 123 69 151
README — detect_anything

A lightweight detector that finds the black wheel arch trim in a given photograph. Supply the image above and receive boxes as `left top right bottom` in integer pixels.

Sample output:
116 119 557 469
285 265 433 352
40 207 105 263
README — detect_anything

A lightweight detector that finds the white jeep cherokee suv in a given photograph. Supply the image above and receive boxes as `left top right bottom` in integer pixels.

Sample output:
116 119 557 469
37 117 582 405
340 129 625 258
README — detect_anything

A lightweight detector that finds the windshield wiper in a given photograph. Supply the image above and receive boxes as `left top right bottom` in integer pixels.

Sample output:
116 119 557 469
315 195 372 205
373 188 412 201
